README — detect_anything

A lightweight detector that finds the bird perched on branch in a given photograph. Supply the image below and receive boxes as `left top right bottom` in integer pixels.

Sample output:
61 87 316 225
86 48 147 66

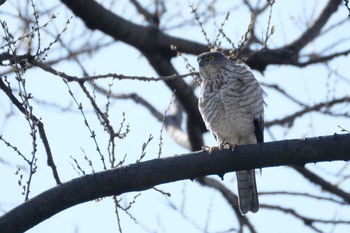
197 51 265 215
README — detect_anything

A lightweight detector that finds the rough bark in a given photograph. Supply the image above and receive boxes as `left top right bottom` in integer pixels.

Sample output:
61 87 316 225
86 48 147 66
0 133 349 232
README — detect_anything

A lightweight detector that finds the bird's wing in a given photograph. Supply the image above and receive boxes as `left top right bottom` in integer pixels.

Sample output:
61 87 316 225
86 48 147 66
220 64 265 143
253 116 264 143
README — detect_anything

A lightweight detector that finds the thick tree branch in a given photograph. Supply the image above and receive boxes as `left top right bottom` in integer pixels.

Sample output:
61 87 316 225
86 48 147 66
286 0 342 52
0 133 349 232
59 0 207 57
58 0 346 73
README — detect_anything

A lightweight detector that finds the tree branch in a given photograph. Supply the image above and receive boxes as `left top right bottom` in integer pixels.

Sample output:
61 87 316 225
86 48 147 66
143 52 205 150
57 0 348 152
291 165 350 203
0 133 349 232
0 78 61 185
196 177 257 233
59 0 207 57
58 0 347 75
295 48 350 67
265 96 350 127
129 0 159 26
286 0 342 52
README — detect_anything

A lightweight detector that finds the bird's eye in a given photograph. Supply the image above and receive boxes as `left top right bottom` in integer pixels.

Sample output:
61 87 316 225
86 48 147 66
208 56 215 61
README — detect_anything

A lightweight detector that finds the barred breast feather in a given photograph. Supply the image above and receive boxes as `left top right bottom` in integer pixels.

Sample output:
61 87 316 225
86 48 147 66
198 51 264 215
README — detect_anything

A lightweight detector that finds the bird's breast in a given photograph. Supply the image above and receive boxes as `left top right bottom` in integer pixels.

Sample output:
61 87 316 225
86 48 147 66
199 89 256 145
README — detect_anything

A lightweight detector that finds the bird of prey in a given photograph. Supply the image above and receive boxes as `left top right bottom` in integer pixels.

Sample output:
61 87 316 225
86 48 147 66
197 51 265 215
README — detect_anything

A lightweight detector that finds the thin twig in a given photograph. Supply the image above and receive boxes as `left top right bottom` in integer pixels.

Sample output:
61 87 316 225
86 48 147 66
158 91 175 158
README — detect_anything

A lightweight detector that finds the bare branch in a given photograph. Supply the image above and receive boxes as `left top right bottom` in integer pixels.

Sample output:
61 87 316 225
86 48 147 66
259 191 344 204
344 0 350 17
286 0 342 52
0 133 349 232
295 49 350 67
29 58 196 83
265 96 350 127
260 204 350 232
188 0 212 49
0 78 61 185
291 165 350 204
261 83 307 107
62 80 107 170
196 177 257 233
129 0 159 26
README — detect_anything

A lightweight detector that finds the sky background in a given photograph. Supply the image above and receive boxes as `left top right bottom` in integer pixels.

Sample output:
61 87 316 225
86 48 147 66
1 0 350 232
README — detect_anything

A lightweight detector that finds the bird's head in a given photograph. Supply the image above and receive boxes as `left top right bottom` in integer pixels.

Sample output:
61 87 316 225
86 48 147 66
197 51 228 68
197 52 229 83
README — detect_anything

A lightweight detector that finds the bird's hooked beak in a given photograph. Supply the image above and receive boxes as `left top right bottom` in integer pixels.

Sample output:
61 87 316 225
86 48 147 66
197 56 205 67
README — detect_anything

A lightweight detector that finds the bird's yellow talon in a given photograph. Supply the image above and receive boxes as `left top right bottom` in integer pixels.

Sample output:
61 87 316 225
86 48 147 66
202 145 219 154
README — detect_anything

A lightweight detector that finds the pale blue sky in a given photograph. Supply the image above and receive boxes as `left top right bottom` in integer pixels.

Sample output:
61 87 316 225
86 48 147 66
1 1 350 233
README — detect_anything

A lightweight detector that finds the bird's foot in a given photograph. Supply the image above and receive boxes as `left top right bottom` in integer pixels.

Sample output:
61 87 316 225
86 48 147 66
202 145 220 154
224 143 236 150
202 143 236 153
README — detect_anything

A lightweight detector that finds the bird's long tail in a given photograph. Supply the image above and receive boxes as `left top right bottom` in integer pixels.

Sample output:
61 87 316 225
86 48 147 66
236 170 259 215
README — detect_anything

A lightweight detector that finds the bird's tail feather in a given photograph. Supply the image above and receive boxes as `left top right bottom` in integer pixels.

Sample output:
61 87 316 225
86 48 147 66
236 170 259 215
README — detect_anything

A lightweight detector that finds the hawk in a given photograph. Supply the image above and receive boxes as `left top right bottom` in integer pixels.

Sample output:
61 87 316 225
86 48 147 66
197 51 265 215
